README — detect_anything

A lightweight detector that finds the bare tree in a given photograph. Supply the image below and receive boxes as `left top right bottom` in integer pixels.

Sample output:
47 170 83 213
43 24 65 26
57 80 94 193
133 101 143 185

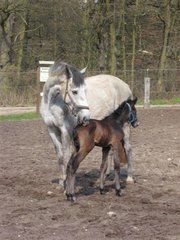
157 0 179 90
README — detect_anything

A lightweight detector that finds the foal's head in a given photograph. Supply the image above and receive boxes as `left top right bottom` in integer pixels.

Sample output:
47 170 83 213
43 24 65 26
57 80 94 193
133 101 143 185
111 97 139 128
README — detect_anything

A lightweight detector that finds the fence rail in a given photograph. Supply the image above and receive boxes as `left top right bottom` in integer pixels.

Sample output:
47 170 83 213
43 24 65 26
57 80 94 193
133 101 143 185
0 69 179 107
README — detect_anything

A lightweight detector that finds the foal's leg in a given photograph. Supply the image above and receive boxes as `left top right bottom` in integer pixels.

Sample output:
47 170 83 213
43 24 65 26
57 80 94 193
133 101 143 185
105 149 113 176
100 147 111 194
123 124 134 183
112 144 121 196
66 145 94 202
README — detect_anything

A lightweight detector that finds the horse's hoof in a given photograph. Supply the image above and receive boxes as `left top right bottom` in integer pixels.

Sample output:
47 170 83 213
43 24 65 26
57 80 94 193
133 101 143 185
116 189 122 197
71 195 77 203
66 193 71 201
100 188 105 195
66 193 77 203
59 179 65 187
126 176 134 184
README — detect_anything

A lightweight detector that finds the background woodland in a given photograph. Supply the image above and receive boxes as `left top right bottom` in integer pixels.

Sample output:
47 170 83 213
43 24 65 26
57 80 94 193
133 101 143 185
0 0 179 105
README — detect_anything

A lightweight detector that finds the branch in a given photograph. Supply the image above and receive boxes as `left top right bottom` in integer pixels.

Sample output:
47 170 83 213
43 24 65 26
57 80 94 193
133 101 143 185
0 23 12 49
13 25 43 43
157 13 166 25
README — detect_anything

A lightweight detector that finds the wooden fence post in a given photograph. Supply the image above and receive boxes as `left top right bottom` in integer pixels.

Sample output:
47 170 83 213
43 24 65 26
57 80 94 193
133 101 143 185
36 66 40 113
144 77 150 108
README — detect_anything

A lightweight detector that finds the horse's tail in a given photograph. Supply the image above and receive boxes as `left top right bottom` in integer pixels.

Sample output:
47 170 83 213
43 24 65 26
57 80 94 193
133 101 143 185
40 83 61 126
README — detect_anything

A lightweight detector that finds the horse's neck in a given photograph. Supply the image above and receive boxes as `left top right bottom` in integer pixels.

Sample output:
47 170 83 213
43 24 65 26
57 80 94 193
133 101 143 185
117 114 129 127
64 111 77 134
101 116 122 130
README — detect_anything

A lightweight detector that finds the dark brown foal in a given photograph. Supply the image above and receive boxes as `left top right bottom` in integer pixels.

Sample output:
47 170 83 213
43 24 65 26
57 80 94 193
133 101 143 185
66 97 138 202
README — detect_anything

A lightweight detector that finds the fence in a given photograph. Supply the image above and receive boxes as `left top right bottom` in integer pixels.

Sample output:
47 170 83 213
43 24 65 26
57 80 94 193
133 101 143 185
115 69 180 100
0 68 179 107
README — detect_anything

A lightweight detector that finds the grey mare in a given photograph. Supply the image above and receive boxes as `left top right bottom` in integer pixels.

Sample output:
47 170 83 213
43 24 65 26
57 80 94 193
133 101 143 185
40 61 135 187
40 61 90 186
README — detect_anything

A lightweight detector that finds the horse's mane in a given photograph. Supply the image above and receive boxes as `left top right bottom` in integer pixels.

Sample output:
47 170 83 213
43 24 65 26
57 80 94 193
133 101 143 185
49 60 84 87
43 61 85 103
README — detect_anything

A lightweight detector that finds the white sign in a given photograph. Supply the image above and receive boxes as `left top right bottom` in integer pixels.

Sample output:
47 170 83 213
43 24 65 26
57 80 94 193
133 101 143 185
39 61 54 82
40 67 50 82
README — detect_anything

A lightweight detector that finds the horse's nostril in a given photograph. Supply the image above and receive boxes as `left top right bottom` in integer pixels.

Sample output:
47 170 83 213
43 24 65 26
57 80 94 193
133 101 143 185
82 117 89 126
132 121 139 128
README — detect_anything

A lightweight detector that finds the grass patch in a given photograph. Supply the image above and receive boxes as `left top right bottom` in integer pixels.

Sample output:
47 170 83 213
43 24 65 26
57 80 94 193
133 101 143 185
0 112 40 121
150 97 180 105
137 97 180 105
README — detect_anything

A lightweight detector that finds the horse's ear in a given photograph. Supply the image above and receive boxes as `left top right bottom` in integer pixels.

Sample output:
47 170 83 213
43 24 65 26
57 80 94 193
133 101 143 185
132 96 138 105
126 96 137 106
65 65 73 80
80 67 87 75
126 97 132 105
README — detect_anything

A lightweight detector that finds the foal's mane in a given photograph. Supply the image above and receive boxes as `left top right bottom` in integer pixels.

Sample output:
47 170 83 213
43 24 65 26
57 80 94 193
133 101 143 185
103 99 129 121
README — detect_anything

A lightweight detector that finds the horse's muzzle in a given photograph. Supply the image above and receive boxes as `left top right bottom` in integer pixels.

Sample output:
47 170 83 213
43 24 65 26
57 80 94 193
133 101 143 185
82 117 90 126
132 121 139 128
77 115 90 126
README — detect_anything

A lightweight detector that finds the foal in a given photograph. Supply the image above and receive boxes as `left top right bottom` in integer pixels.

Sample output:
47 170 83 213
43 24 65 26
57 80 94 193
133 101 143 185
66 97 138 202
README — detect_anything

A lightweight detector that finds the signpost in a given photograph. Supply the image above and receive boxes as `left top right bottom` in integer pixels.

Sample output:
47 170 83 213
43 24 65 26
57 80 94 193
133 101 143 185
39 61 54 83
36 61 54 113
144 77 150 108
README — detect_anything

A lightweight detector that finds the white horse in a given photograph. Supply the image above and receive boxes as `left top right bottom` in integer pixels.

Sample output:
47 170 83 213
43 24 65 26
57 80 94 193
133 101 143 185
40 61 90 186
40 61 135 187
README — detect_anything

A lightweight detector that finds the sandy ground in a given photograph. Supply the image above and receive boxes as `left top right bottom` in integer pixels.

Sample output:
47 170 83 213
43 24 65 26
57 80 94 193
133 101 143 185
0 105 180 116
0 107 36 116
0 108 180 240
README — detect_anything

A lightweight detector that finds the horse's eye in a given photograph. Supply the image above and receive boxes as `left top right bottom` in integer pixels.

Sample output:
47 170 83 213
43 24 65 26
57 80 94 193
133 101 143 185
72 90 78 95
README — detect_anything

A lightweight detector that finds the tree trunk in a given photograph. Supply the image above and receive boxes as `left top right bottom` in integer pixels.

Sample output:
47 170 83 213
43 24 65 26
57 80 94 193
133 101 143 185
121 0 127 80
131 0 139 91
157 0 178 91
106 0 116 75
98 3 108 72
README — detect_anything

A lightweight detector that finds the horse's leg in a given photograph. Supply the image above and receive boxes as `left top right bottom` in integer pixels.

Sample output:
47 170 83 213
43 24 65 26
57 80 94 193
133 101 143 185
66 152 77 202
100 146 111 194
112 144 121 196
60 127 74 185
48 126 65 187
123 124 134 183
66 144 94 202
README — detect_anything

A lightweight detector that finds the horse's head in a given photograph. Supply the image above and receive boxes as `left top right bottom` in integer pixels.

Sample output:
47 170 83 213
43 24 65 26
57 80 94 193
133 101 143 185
125 97 139 128
56 62 90 125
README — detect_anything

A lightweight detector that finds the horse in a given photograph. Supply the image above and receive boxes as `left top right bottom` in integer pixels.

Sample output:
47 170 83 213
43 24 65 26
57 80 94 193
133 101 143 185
85 74 135 183
40 60 135 187
66 97 138 202
40 61 90 186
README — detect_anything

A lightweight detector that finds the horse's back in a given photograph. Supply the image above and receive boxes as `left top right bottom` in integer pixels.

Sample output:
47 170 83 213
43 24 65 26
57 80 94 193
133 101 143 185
85 74 132 119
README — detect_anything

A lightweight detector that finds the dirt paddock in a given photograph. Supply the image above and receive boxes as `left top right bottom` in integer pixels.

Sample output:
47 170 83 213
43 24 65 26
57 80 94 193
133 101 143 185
0 108 180 240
